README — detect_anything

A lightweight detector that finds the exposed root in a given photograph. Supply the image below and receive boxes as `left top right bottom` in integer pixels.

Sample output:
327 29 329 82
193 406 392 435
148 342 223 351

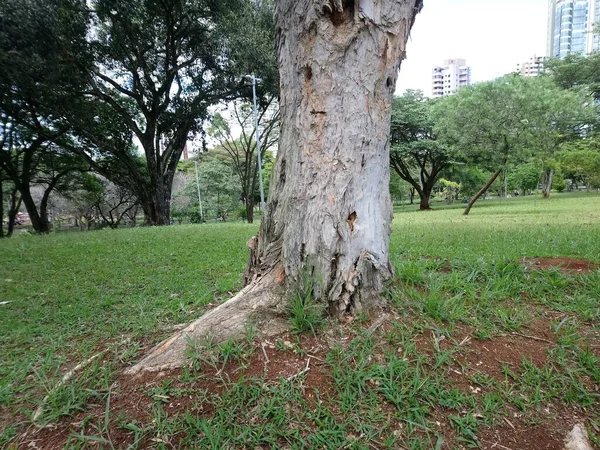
125 272 288 376
33 350 108 422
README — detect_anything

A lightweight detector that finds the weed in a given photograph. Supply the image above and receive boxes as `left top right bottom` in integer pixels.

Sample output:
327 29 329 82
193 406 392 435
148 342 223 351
287 265 325 336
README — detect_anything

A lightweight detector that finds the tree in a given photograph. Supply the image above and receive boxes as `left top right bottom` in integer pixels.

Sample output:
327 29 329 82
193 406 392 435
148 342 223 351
0 119 89 233
73 0 277 225
435 76 528 214
545 53 600 101
207 99 280 223
560 140 600 190
435 74 593 213
0 0 93 233
508 163 540 194
127 0 423 374
517 76 594 198
389 90 451 210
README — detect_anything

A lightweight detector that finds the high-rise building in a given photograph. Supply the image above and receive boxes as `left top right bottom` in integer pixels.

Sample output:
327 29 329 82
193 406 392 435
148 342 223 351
431 58 471 98
547 0 600 58
517 55 547 77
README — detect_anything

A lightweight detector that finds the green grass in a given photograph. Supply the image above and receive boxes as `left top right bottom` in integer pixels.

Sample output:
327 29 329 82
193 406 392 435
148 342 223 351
0 223 257 425
1 193 600 448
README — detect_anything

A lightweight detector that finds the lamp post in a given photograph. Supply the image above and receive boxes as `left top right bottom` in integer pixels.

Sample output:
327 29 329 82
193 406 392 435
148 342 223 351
194 160 203 221
251 74 266 211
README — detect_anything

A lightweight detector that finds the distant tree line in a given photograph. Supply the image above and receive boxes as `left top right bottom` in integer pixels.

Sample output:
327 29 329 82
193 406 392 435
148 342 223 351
389 62 600 214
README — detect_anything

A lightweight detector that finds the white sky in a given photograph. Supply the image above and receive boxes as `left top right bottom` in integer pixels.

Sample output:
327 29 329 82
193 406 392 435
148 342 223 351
396 0 548 96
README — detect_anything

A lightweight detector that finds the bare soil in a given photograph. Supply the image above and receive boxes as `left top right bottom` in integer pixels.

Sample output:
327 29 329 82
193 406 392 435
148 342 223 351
14 315 599 450
522 257 600 274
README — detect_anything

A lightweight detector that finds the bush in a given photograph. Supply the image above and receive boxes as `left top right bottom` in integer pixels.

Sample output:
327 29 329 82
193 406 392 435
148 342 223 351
189 211 203 224
553 176 567 192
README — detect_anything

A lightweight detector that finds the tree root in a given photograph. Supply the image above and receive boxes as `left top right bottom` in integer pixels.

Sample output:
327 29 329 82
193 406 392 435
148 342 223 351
125 271 288 376
33 349 108 422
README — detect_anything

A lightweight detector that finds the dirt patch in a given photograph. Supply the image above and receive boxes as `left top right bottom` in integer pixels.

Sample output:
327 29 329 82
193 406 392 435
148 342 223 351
478 415 585 450
523 257 599 274
10 318 598 450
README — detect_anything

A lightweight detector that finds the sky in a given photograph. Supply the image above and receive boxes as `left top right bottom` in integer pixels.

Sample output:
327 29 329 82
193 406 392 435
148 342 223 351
396 0 548 96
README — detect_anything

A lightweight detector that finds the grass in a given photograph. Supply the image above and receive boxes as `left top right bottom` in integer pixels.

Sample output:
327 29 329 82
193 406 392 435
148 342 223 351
1 193 600 448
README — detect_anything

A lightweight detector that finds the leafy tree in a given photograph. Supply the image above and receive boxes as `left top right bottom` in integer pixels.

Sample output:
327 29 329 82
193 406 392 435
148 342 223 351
559 140 600 190
207 98 279 223
74 0 277 225
508 163 540 194
545 53 600 101
0 119 90 233
517 76 595 198
0 0 93 233
435 74 593 213
390 90 451 210
435 76 527 214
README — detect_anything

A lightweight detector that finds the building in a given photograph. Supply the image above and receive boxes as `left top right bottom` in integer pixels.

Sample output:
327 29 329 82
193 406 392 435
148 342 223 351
517 55 547 77
431 58 471 98
547 0 600 58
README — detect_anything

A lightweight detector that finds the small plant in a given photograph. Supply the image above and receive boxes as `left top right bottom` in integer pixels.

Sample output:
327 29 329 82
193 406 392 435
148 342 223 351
287 265 325 336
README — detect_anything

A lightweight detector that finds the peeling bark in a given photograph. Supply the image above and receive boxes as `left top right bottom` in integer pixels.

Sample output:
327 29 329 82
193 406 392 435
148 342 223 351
249 0 422 316
127 0 421 373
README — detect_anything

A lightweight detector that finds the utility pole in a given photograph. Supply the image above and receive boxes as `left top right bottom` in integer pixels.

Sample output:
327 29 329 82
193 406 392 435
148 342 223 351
251 74 266 211
194 160 203 221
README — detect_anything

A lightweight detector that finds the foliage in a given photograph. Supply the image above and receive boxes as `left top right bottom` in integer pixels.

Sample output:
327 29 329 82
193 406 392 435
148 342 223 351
1 0 278 226
434 74 594 210
172 156 241 222
0 0 92 233
207 98 279 223
559 139 600 189
508 164 540 193
390 90 451 210
545 52 600 101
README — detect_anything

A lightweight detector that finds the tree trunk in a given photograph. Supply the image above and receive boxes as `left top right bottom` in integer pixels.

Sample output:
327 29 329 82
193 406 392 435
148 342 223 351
463 167 503 216
19 189 50 233
418 177 436 211
126 0 422 374
409 187 415 204
246 200 254 223
541 168 554 199
249 0 422 316
6 188 21 237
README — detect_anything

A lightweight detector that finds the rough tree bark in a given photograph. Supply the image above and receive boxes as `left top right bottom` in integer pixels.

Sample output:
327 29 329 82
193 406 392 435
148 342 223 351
541 168 554 199
126 0 422 375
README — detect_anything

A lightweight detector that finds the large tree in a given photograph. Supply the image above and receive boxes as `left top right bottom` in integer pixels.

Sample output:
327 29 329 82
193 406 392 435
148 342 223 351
390 90 451 210
0 0 93 233
127 0 422 374
545 52 600 101
76 0 277 225
435 74 592 213
518 76 594 198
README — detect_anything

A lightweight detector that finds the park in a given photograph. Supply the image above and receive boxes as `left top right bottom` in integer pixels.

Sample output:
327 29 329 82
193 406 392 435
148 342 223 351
2 0 600 448
2 194 600 448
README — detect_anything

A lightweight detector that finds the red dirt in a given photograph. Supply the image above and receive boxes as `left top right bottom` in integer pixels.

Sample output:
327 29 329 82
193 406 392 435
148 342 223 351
522 257 599 274
10 317 599 450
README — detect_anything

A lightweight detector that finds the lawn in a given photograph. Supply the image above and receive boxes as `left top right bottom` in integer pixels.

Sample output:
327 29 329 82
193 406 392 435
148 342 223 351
1 193 599 449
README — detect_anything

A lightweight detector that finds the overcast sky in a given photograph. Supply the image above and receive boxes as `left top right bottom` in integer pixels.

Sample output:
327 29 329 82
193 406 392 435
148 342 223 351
396 0 548 96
